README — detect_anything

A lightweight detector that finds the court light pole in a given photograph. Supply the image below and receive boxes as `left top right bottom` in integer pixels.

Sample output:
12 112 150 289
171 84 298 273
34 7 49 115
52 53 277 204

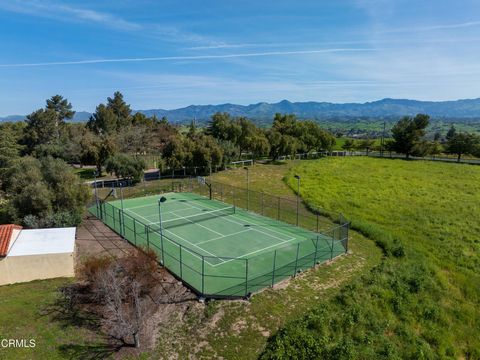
244 166 249 210
294 175 301 226
158 196 167 265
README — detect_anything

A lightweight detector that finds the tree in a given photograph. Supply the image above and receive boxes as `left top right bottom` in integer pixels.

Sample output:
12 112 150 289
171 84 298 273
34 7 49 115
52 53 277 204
80 130 117 176
356 139 375 155
46 95 75 140
162 136 190 171
0 124 22 169
187 119 197 139
297 120 335 153
190 135 224 173
22 109 58 154
87 92 132 135
342 139 356 154
2 156 89 226
87 104 118 135
249 131 270 161
105 154 146 184
446 125 456 141
107 91 132 129
445 133 478 162
267 130 298 160
206 112 241 143
390 114 430 158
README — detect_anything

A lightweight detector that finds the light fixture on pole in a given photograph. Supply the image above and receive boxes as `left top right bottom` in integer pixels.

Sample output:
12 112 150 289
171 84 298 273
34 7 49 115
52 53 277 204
244 166 249 210
158 196 167 265
294 175 301 226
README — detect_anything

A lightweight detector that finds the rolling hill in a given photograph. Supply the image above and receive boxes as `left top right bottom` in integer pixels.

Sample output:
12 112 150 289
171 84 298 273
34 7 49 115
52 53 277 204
2 98 480 125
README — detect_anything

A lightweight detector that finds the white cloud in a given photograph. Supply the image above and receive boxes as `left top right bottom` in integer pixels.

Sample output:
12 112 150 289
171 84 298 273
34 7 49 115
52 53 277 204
381 20 480 34
0 48 377 68
0 0 219 45
0 0 140 30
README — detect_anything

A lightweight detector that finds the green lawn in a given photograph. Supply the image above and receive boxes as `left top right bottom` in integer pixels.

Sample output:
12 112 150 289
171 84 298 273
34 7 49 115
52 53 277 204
0 278 109 360
262 157 480 358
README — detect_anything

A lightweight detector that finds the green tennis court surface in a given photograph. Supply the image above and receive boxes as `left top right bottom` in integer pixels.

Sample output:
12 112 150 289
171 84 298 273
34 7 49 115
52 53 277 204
91 192 347 298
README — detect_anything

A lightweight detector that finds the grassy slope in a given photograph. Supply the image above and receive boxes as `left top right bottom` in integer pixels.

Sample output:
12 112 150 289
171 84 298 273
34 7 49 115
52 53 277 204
153 163 382 359
0 278 108 360
275 157 480 357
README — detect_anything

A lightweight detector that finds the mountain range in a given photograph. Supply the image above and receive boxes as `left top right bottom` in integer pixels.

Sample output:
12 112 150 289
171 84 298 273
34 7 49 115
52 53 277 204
2 98 480 124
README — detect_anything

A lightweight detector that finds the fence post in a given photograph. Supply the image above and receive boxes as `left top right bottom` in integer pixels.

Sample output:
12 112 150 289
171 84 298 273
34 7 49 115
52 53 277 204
160 228 165 265
201 256 205 296
293 243 300 275
313 236 319 265
245 259 249 296
179 245 183 278
271 250 277 287
233 188 236 208
133 218 137 246
113 207 116 229
316 213 319 233
120 209 125 237
146 225 150 249
330 231 335 260
345 223 350 253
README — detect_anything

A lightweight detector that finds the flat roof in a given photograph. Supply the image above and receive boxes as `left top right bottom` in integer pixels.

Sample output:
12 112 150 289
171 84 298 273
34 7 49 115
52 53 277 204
8 227 76 257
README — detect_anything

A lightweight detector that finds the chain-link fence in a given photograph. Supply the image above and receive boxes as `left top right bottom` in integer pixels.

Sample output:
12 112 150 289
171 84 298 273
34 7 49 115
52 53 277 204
89 178 350 298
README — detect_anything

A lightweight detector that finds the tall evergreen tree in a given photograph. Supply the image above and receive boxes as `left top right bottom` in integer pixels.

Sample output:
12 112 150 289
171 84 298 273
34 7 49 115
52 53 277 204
46 95 75 140
390 114 430 158
106 91 132 129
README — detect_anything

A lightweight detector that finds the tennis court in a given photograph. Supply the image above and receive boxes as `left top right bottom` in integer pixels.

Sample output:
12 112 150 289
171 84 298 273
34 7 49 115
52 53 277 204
92 191 348 298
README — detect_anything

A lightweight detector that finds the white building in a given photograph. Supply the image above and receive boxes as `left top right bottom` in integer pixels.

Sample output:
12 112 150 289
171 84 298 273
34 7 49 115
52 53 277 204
0 225 76 286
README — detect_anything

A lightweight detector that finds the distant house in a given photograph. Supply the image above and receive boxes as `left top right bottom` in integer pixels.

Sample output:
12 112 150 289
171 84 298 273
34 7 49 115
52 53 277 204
0 225 76 286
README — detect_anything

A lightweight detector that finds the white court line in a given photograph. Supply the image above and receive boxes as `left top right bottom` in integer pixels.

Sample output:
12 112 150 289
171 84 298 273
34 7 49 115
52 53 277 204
168 210 225 237
196 228 253 246
210 237 296 267
122 193 175 210
186 201 295 242
126 205 205 221
124 196 300 268
120 207 221 266
181 201 300 267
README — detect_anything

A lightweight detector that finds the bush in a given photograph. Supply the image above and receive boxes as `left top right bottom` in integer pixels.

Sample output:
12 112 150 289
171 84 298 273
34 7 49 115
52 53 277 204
105 154 145 184
2 156 90 227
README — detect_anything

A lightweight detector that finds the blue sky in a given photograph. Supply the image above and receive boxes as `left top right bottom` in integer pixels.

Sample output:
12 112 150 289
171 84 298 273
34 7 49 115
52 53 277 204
1 0 480 115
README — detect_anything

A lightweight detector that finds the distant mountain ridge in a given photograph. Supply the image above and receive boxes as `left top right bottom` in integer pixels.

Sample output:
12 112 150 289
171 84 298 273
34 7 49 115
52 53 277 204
2 98 480 124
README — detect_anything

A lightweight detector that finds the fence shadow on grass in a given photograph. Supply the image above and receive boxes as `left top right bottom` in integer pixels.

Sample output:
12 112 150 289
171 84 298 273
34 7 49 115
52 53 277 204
57 342 121 360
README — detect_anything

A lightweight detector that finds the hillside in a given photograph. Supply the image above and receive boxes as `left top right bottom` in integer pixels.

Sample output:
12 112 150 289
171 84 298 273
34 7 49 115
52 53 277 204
3 98 480 125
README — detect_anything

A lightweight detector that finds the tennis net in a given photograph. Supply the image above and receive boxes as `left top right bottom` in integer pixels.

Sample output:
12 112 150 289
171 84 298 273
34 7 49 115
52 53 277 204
161 205 235 229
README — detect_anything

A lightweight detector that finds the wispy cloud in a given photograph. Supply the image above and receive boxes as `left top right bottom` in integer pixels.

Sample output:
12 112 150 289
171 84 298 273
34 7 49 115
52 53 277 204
0 0 219 45
382 20 480 34
0 0 140 30
0 48 376 68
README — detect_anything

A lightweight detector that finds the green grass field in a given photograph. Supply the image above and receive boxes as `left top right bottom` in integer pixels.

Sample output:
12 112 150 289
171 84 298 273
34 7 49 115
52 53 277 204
260 157 480 358
0 279 108 360
96 191 346 297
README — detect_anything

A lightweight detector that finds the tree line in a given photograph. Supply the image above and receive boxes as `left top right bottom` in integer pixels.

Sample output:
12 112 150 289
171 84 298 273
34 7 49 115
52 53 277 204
0 91 336 227
341 114 480 161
